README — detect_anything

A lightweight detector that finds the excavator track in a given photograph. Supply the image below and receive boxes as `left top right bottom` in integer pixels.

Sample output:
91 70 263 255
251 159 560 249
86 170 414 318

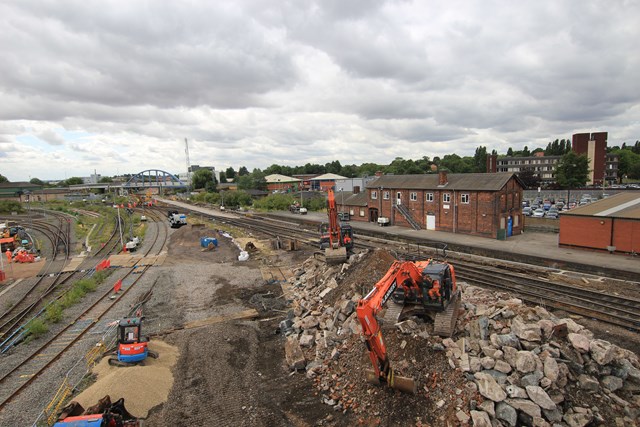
382 302 404 329
433 291 461 337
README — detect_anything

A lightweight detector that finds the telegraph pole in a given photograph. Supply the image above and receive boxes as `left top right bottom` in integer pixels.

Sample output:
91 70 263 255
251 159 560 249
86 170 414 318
184 138 192 193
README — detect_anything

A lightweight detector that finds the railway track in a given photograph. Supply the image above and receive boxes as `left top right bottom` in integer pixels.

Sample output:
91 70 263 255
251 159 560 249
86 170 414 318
0 207 169 411
160 202 640 334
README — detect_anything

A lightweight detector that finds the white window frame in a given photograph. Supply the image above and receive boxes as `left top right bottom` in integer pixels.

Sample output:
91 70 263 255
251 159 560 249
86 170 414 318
461 193 470 204
383 191 390 200
410 192 417 201
372 190 377 200
426 193 434 202
443 193 451 203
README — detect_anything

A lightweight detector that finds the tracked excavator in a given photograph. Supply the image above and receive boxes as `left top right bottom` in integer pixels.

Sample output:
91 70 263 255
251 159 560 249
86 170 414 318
106 317 158 367
319 188 354 264
356 258 460 393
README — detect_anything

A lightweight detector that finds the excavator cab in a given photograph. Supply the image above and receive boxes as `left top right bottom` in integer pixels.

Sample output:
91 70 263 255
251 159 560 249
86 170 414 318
108 317 158 366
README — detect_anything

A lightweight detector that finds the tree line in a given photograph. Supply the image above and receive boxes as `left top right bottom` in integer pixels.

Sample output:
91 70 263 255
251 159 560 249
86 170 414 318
3 139 639 191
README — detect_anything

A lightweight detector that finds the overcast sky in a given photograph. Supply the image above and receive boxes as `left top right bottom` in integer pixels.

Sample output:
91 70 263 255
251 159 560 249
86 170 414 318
1 1 638 182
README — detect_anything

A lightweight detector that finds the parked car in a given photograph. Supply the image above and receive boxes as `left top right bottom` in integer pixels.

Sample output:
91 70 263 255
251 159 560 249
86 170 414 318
522 207 532 216
542 200 552 211
545 208 559 219
532 208 545 218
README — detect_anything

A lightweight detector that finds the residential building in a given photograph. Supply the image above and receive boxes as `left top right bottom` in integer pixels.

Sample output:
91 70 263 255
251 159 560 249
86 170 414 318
489 153 561 184
572 132 607 186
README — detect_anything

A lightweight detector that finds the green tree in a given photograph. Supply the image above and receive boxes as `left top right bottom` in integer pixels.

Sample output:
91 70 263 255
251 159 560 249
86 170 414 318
64 177 84 185
0 174 8 183
556 152 590 201
219 171 227 183
612 148 640 183
628 162 640 180
522 146 530 157
439 154 473 173
238 166 249 176
340 164 359 178
517 168 540 190
325 160 342 174
225 167 236 180
507 148 514 156
99 176 113 183
192 169 216 190
473 146 487 172
30 177 45 185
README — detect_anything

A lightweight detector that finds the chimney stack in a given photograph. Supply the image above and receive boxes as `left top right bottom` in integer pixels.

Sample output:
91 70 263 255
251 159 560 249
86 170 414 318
375 171 383 177
438 170 448 186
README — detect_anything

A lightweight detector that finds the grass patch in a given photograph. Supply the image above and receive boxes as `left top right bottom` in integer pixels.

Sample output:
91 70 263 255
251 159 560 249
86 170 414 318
26 318 49 340
45 303 64 323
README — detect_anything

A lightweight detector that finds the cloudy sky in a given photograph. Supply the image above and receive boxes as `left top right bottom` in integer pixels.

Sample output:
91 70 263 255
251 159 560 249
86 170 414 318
1 0 638 182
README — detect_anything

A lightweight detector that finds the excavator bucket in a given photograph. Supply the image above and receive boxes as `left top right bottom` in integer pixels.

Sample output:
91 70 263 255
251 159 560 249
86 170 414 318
325 246 347 264
365 369 417 394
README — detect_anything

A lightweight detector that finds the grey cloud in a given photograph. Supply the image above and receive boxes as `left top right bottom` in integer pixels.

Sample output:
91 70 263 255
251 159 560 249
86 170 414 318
39 129 65 146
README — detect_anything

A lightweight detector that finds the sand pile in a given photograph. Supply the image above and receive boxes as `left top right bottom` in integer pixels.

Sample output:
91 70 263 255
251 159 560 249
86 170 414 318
74 340 179 418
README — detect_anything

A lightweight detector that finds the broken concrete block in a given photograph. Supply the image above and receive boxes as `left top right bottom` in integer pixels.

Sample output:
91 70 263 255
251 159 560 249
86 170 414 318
285 336 306 370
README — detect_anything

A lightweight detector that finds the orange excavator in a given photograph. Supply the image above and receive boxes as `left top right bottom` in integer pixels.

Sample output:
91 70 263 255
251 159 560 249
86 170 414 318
356 258 460 393
319 188 354 264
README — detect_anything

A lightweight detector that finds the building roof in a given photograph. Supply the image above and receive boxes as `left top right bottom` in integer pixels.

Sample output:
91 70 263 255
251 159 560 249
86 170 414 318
265 174 301 183
310 173 347 181
343 191 368 207
0 182 41 189
561 192 640 220
365 173 522 191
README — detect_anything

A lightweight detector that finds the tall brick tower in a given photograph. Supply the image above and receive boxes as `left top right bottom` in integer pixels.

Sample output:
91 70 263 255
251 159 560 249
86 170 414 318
572 132 607 186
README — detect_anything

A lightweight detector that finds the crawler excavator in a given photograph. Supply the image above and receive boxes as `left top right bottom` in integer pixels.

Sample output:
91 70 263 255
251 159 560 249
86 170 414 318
319 188 354 264
356 258 460 393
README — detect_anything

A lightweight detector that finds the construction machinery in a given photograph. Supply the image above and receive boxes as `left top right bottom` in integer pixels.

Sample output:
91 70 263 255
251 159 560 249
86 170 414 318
319 188 354 264
107 317 158 367
54 396 139 426
356 258 460 393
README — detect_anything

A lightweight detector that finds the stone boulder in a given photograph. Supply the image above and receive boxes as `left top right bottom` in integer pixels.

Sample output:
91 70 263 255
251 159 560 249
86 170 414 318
590 339 615 366
475 372 507 402
568 333 590 353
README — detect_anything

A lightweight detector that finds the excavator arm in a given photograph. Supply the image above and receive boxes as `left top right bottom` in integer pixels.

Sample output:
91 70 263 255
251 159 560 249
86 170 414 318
356 261 426 393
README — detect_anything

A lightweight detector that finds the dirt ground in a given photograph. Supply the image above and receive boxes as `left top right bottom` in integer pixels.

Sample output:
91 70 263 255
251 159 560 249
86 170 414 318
142 224 344 426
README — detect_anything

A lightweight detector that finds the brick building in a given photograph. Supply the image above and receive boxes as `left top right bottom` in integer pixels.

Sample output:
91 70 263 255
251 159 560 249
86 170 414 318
559 192 640 254
336 187 369 220
364 172 525 238
572 132 607 186
265 174 301 193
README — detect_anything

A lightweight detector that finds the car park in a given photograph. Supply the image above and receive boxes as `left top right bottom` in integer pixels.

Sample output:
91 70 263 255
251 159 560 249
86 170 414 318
532 208 545 218
522 207 532 216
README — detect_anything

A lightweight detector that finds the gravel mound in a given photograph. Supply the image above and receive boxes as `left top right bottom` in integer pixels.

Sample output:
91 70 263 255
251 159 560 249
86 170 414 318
74 340 179 419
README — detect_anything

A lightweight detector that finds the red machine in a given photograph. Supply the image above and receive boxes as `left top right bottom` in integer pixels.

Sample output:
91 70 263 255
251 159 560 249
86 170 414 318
319 189 354 263
356 259 460 393
107 317 158 367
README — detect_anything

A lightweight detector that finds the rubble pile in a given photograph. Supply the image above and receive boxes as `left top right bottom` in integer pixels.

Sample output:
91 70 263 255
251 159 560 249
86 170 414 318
449 286 640 426
281 249 640 426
